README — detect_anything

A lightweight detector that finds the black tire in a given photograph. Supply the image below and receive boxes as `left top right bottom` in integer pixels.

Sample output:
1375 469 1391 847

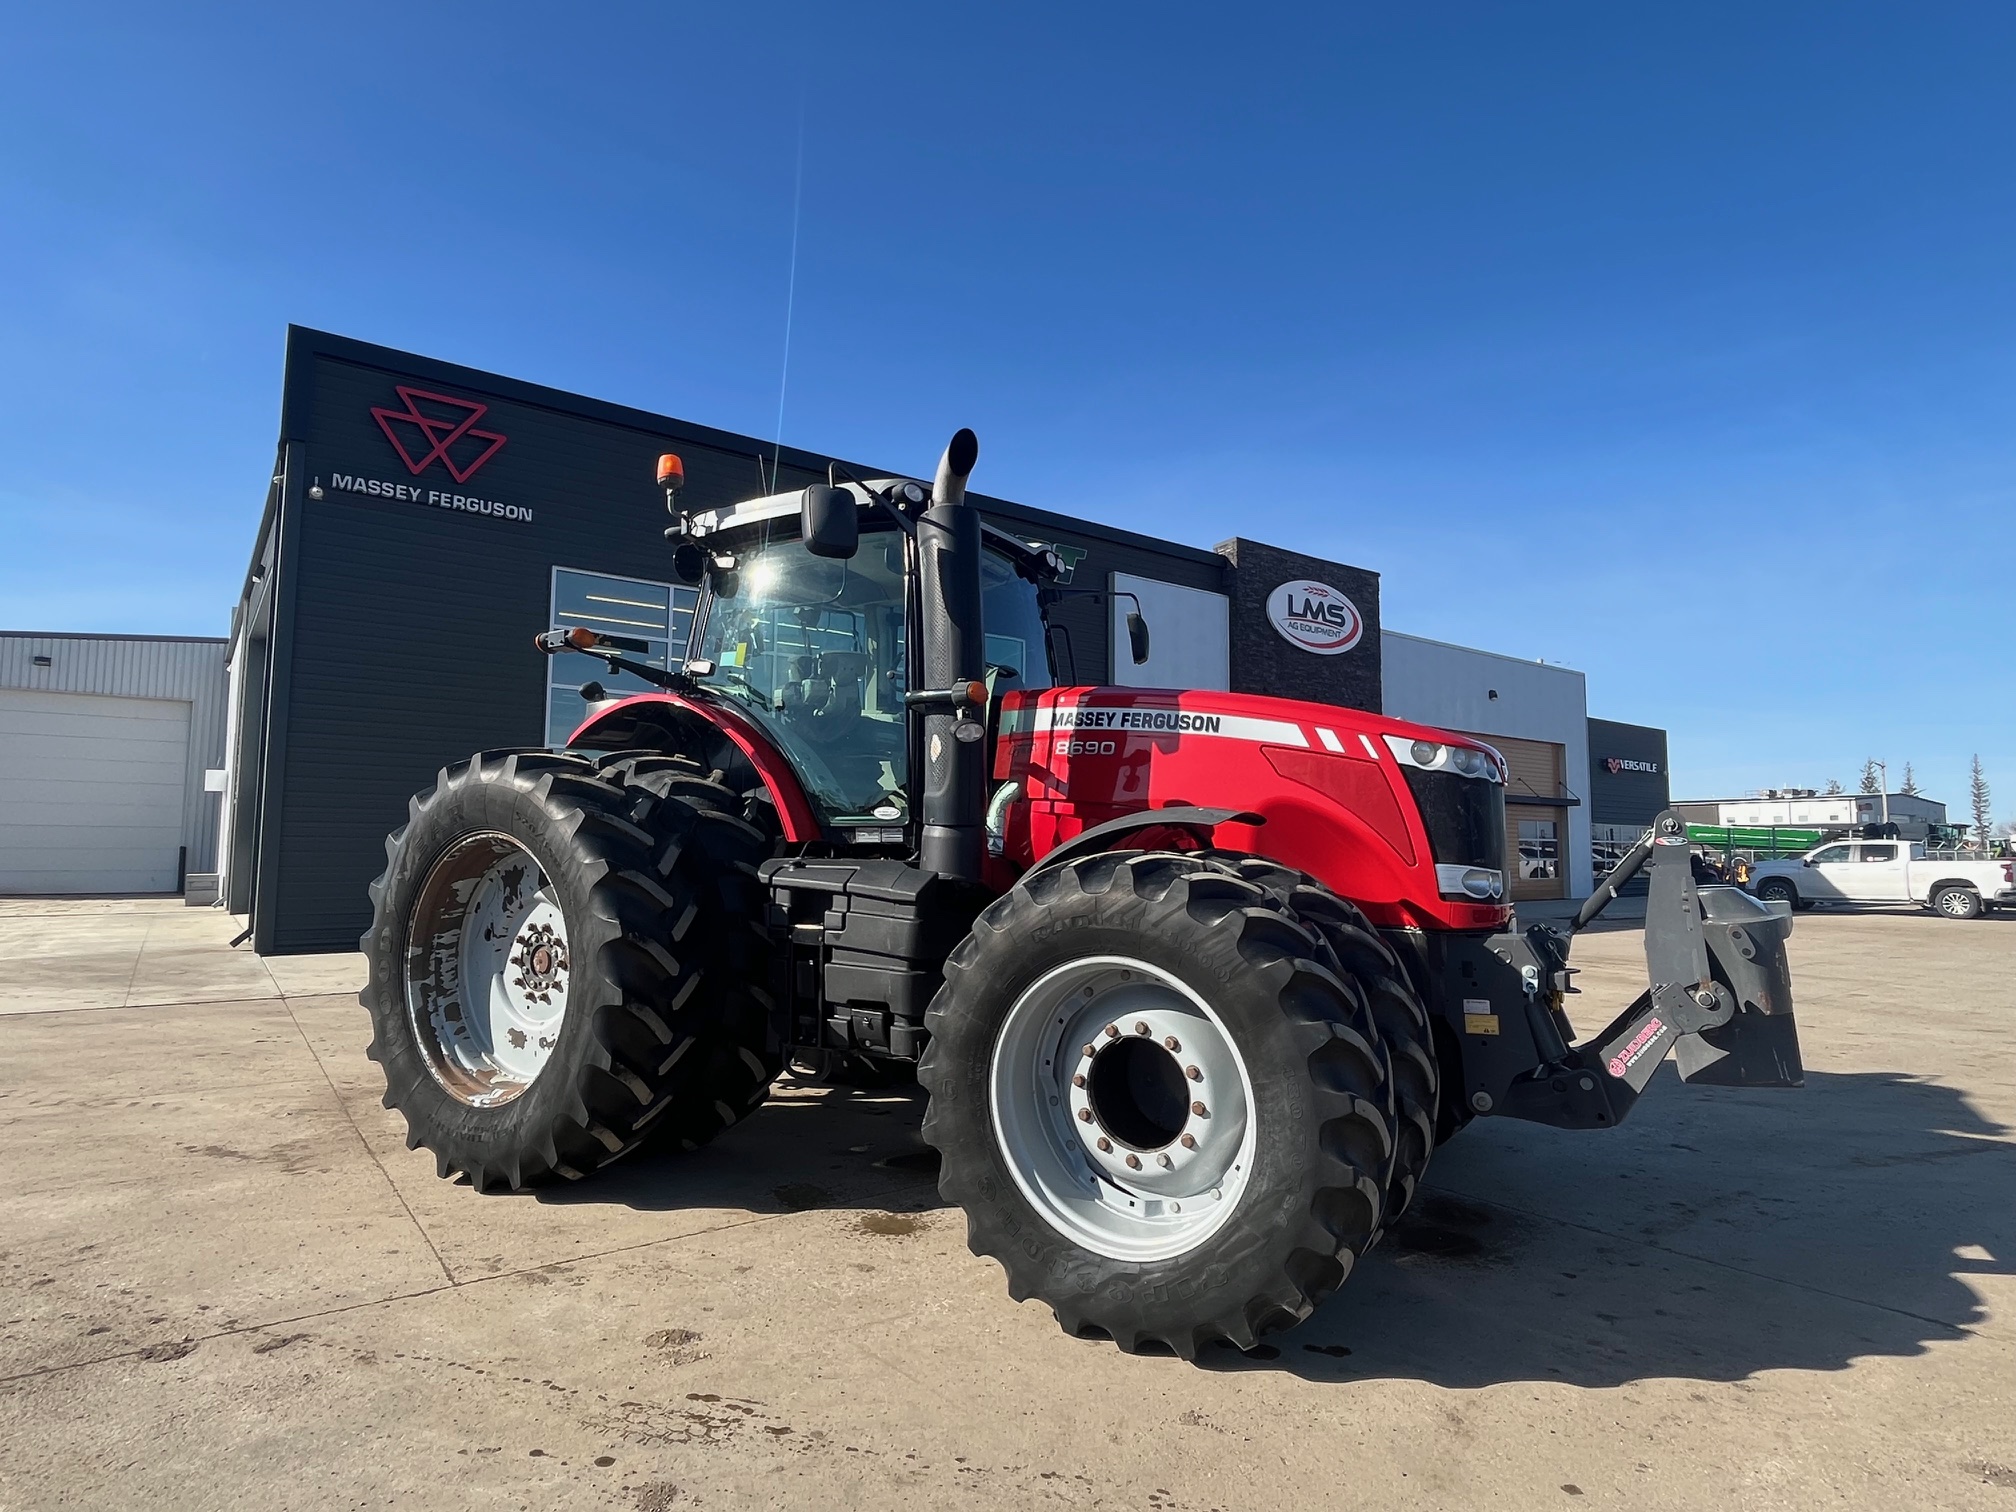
918 851 1395 1357
1930 884 1983 921
1756 878 1798 908
360 749 779 1190
1195 853 1438 1224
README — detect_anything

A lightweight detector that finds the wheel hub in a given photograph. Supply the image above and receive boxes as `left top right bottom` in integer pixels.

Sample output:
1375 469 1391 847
404 833 572 1108
989 956 1256 1262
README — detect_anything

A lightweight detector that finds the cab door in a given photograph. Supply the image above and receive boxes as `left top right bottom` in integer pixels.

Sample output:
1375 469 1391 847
1802 843 1854 899
1841 841 1906 901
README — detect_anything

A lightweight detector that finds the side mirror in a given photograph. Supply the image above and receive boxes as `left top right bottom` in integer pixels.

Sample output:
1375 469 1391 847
671 542 706 585
1126 610 1151 666
801 484 859 560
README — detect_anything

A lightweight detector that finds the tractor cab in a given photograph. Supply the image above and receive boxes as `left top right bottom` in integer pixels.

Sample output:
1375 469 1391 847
667 477 1057 841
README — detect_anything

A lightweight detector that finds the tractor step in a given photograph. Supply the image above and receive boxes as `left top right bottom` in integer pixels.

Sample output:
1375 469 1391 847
761 857 985 1059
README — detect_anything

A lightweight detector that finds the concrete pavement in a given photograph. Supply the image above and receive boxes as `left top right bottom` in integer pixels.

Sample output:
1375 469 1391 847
1 897 2011 1510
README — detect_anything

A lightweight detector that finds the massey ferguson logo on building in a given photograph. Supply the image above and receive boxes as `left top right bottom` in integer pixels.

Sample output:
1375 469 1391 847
1265 579 1363 656
325 386 530 523
371 386 507 483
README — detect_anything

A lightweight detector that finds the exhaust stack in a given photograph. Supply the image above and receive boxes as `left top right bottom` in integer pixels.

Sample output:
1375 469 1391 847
918 429 985 884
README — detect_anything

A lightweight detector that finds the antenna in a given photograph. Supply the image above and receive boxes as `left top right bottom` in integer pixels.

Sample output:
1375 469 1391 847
770 96 807 494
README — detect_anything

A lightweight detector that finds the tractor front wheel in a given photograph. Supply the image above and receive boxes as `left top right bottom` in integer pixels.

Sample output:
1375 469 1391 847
919 852 1396 1356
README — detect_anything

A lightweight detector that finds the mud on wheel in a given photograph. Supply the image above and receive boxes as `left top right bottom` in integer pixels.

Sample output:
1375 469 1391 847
359 749 779 1190
918 851 1396 1357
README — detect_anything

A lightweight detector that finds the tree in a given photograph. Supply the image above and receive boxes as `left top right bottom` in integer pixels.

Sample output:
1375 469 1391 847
1859 760 1882 795
1900 763 1921 796
1971 756 1992 845
1824 778 1844 795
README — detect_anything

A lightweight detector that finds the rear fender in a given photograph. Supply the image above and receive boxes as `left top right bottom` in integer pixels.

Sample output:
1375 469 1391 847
567 692 822 841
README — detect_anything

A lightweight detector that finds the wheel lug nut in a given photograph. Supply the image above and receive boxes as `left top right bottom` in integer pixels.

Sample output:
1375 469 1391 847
1157 1152 1173 1169
1163 1036 1181 1052
1103 1024 1119 1039
1076 1108 1093 1123
1125 1154 1141 1170
1081 1043 1096 1060
1134 1021 1150 1036
1185 1064 1202 1081
1179 1133 1197 1150
1072 1073 1086 1088
1191 1101 1208 1117
1096 1137 1112 1152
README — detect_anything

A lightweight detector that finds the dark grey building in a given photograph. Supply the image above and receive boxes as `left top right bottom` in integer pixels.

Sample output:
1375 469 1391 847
223 329 1392 953
1587 717 1672 892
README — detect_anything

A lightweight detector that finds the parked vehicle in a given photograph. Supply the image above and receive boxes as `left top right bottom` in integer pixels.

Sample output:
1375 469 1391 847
358 430 1804 1357
1749 839 2016 920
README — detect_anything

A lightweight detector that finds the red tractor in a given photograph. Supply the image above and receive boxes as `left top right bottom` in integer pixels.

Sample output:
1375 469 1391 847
361 430 1803 1357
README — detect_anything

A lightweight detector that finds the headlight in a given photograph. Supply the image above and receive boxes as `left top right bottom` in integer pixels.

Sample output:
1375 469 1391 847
1385 734 1500 783
1435 863 1505 900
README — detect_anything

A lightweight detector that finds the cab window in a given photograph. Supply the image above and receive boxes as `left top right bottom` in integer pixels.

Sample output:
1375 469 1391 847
1858 844 1897 863
1810 845 1851 864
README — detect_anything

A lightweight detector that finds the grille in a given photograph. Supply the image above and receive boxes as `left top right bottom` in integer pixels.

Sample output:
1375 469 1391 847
1400 767 1507 873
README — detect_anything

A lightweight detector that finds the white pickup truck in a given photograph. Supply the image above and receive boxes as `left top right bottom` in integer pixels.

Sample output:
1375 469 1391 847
1749 839 2016 920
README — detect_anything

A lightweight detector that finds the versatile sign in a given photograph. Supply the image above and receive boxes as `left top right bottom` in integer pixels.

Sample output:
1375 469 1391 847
1604 757 1660 775
371 386 507 483
1266 580 1363 656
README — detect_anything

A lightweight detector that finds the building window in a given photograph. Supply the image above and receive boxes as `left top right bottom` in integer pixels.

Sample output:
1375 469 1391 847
1591 822 1641 884
545 567 697 747
1517 817 1560 881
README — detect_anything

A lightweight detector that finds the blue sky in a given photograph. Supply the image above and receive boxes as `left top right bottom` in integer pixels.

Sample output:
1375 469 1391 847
1 3 2010 817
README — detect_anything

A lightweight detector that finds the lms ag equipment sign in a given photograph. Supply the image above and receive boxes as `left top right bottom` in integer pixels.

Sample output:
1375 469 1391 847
1266 579 1363 656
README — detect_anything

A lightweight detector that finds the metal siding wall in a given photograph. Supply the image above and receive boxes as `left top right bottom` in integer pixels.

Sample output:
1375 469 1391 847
0 634 229 872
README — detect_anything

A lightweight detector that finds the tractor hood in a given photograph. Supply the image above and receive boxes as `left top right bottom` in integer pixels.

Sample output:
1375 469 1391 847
994 686 1515 933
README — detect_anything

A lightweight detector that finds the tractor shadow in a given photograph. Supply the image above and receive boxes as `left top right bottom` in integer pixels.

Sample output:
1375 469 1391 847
541 1065 2013 1389
532 1075 951 1221
1201 1066 2015 1387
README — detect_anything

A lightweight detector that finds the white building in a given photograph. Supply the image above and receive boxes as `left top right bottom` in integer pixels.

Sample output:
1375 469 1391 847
1381 631 1593 903
0 633 228 894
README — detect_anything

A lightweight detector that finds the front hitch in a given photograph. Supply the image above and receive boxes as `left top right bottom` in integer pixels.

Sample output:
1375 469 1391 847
1447 810 1803 1131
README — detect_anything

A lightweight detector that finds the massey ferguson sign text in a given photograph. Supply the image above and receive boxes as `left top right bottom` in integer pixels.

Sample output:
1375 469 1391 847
372 387 507 483
1266 579 1364 656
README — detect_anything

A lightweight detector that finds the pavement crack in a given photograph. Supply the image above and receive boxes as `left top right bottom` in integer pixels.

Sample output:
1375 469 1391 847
277 997 457 1289
115 917 155 1009
0 1187 929 1388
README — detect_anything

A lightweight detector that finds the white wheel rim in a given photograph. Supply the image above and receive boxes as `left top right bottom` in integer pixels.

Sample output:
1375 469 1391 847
404 833 572 1107
989 955 1257 1263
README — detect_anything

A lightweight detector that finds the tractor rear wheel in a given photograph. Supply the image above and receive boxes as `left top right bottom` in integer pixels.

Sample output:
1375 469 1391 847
919 851 1396 1356
360 749 778 1190
1195 854 1439 1224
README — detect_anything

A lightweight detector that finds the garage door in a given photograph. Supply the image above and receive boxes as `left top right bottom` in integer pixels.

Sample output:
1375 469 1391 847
0 688 191 893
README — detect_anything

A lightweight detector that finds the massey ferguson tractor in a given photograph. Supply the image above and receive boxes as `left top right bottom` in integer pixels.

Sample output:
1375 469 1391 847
361 429 1804 1357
